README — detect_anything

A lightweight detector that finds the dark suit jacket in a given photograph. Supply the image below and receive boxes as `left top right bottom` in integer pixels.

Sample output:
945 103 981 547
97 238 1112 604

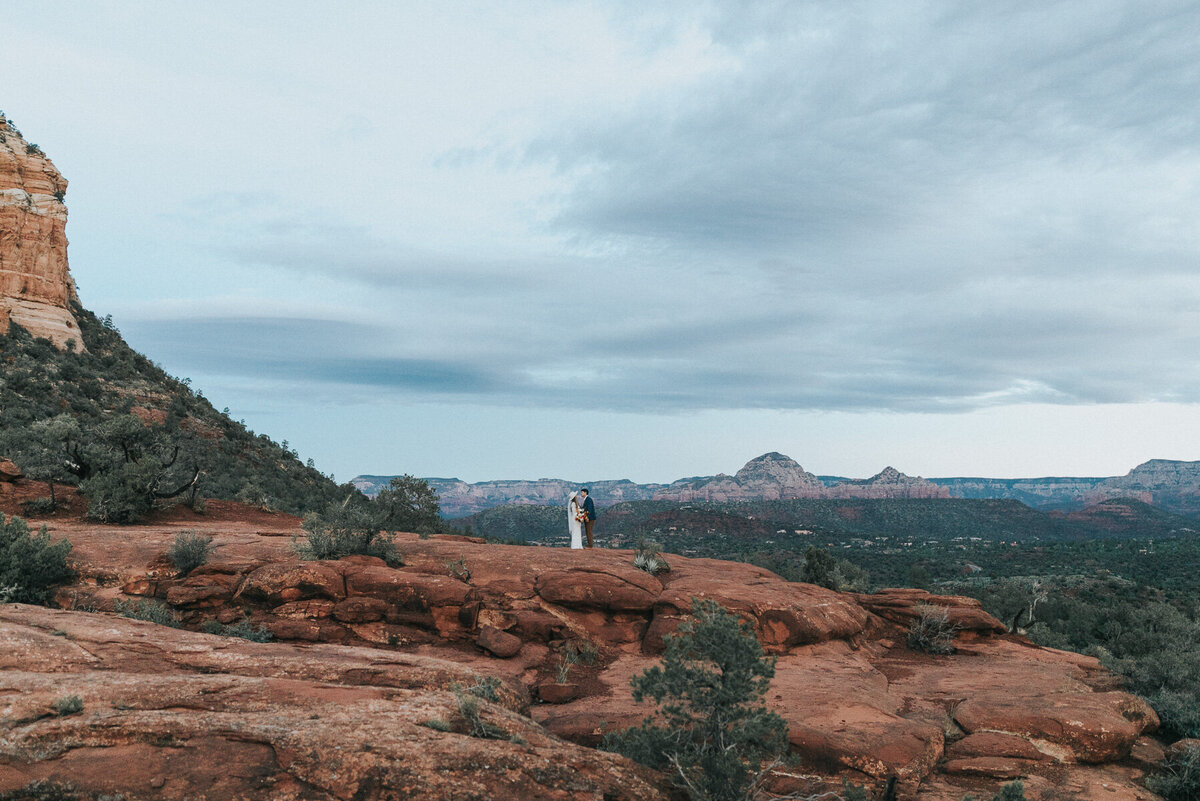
582 496 596 521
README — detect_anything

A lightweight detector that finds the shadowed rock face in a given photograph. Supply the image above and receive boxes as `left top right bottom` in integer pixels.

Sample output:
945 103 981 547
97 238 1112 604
4 508 1164 800
0 114 85 351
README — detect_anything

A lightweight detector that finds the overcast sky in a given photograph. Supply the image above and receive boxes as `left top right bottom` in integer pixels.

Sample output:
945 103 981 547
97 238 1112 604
4 1 1200 483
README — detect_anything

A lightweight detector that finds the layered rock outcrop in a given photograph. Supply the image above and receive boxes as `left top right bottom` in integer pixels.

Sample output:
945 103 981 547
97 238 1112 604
827 466 951 499
655 454 947 502
7 509 1163 800
653 452 828 501
1087 459 1200 515
0 604 668 801
359 454 946 515
0 113 85 350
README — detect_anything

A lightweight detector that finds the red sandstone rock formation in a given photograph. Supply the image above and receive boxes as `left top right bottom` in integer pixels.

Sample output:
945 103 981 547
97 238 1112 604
0 604 668 801
4 506 1165 800
0 113 85 350
653 452 827 501
653 455 948 502
827 466 951 499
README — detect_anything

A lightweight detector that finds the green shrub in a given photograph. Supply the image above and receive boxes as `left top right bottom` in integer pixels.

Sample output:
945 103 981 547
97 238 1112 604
114 598 180 628
375 474 441 534
564 638 600 666
445 557 471 581
453 686 507 739
467 675 503 703
633 539 671 575
20 497 57 516
80 466 153 524
1147 742 1200 801
52 695 83 716
421 718 451 732
907 603 961 655
167 530 214 574
604 598 788 801
296 496 403 566
0 512 74 604
200 617 273 642
800 545 870 592
0 780 82 801
1147 690 1200 741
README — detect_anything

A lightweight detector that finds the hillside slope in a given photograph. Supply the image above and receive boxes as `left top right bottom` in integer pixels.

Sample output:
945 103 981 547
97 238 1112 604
0 115 345 517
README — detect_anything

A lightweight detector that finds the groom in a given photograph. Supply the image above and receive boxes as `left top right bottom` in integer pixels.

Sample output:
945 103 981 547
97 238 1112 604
580 488 596 548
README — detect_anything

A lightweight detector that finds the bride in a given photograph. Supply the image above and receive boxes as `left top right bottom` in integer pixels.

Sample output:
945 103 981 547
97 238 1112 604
567 491 584 549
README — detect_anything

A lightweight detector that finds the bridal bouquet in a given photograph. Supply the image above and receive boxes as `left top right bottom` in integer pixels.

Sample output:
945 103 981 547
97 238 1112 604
574 507 588 523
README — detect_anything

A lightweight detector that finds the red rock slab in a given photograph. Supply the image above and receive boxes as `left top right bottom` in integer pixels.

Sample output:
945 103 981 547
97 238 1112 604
0 604 526 713
332 596 389 623
0 605 669 800
344 563 475 608
534 654 651 745
853 588 1007 634
947 731 1052 762
875 636 1104 703
478 624 524 658
771 643 943 785
1128 735 1166 769
535 568 662 612
648 564 869 653
953 691 1158 763
0 458 22 482
237 560 347 604
0 673 667 801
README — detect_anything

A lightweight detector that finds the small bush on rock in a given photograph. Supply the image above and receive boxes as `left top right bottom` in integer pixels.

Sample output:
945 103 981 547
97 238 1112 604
114 599 180 628
445 557 471 581
52 695 83 716
1148 742 1200 801
167 530 214 575
453 685 507 739
468 676 503 703
0 512 74 604
908 603 961 655
633 539 671 575
603 598 788 801
200 617 273 642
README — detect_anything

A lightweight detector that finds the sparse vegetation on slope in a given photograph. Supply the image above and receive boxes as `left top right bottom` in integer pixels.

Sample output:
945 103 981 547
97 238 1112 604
0 306 349 521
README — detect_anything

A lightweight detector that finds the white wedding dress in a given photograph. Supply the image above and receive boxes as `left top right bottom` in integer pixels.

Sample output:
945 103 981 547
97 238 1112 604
567 493 583 549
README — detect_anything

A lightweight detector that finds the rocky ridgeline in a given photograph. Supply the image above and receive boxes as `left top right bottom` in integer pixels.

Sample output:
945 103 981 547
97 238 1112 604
363 455 1200 518
363 453 949 516
0 510 1166 800
0 113 85 350
1088 459 1200 515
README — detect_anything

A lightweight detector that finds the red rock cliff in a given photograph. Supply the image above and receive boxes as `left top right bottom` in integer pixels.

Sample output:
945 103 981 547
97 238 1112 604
0 112 85 351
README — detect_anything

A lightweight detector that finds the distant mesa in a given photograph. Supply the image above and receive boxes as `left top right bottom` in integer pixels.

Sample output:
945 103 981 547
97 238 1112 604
0 112 86 351
1085 459 1200 516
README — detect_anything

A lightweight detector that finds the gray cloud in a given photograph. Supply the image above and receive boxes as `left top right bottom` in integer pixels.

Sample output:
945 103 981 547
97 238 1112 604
114 2 1200 417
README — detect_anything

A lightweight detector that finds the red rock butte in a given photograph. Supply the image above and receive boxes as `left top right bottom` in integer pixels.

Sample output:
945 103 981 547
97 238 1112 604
0 113 85 351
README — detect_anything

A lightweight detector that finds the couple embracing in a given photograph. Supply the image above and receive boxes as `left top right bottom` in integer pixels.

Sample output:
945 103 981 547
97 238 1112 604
567 488 596 549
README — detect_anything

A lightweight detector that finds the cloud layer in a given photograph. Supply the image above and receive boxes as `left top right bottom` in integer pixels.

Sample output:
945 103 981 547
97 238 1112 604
10 1 1200 423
